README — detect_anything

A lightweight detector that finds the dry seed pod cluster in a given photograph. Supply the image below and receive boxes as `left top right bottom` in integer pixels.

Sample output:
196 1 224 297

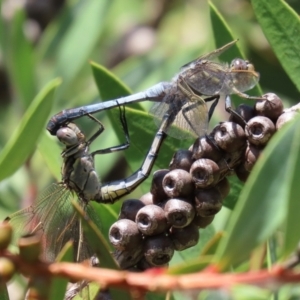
109 93 299 270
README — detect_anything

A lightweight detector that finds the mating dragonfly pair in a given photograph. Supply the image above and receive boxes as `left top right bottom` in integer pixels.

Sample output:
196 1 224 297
7 40 262 262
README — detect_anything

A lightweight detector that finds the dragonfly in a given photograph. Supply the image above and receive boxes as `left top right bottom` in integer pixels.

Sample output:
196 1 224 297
7 105 169 262
47 40 261 139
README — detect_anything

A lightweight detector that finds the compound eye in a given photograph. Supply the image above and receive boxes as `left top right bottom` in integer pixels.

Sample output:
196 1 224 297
247 62 255 72
230 58 248 71
56 127 78 146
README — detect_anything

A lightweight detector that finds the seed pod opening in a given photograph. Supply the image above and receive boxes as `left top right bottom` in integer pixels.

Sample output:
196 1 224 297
163 169 194 198
194 188 223 217
144 234 174 266
255 93 283 121
246 116 275 146
119 199 145 221
136 204 168 235
109 219 143 251
190 158 220 188
164 198 195 228
214 122 246 152
170 224 199 251
169 150 194 171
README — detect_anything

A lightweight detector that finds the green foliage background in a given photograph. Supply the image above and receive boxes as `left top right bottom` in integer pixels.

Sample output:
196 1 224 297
1 0 300 299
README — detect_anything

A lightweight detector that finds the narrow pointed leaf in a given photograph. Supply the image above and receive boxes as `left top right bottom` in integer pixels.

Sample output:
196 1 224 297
0 78 60 181
251 0 300 91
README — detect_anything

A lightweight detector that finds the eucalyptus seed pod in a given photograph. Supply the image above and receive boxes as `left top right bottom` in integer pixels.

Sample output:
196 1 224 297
229 104 255 128
119 199 145 221
109 219 143 251
163 169 194 198
192 135 223 161
164 198 195 228
139 192 154 205
214 122 246 152
144 234 174 266
150 169 169 204
255 93 283 121
136 204 168 235
114 247 144 269
194 187 223 217
190 158 220 188
276 111 299 130
235 162 250 182
192 214 214 228
244 143 262 172
246 116 276 146
136 257 168 270
215 177 230 199
0 222 12 250
169 223 199 251
0 257 16 282
169 149 194 171
18 234 41 263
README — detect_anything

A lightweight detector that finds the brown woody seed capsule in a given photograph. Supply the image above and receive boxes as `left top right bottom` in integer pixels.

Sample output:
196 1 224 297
150 169 169 204
235 162 250 182
0 222 12 251
169 223 199 251
246 116 275 146
119 199 145 221
164 198 195 228
190 158 220 188
192 214 214 228
194 187 223 217
139 192 154 205
0 257 16 282
244 143 262 172
169 150 194 171
163 169 194 198
18 234 42 262
276 111 299 130
109 219 143 251
192 135 223 161
144 234 174 266
136 257 169 270
136 204 168 235
229 104 255 128
214 122 246 152
215 177 230 199
255 93 283 121
114 247 144 270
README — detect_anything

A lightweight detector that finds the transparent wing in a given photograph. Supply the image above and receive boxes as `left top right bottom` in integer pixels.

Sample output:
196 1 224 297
181 40 237 69
149 99 208 139
8 184 101 262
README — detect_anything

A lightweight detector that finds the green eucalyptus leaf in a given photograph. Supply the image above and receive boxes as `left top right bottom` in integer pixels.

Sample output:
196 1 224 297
8 9 36 108
216 115 300 270
0 78 61 181
251 0 300 92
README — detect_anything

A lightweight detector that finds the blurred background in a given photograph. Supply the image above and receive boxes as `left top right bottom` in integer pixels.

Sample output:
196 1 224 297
1 0 299 298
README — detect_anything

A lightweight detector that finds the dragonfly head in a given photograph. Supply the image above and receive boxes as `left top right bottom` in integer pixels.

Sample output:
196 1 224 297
230 58 260 91
56 124 85 147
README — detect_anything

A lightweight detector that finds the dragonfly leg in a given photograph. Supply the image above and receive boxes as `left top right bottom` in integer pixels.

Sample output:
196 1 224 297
90 103 130 156
204 95 220 122
225 95 247 126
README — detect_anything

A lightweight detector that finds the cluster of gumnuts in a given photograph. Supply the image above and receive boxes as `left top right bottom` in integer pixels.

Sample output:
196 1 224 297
108 93 299 271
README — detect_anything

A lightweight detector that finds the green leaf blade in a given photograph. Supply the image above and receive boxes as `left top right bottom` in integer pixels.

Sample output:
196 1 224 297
0 78 61 181
251 0 300 91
